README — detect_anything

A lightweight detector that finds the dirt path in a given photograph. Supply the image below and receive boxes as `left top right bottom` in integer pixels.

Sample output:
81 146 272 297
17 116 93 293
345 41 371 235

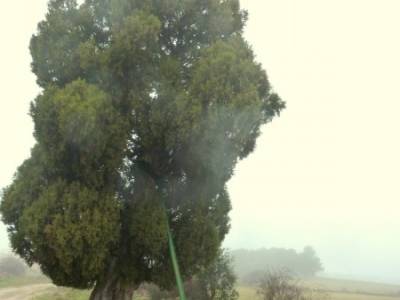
0 284 55 300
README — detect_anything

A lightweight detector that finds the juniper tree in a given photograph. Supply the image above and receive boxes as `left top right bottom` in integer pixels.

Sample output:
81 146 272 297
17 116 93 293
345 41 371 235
195 249 239 300
0 0 284 299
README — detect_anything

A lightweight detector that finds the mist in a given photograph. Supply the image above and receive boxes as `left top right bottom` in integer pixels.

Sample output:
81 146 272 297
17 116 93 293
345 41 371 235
1 0 399 287
224 0 400 284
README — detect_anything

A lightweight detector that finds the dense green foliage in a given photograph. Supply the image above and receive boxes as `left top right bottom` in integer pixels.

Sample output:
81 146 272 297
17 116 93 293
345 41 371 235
146 249 238 300
232 247 324 283
0 0 284 295
195 249 239 300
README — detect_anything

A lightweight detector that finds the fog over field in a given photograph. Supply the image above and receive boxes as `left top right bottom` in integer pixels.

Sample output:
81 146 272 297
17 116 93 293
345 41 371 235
1 0 399 285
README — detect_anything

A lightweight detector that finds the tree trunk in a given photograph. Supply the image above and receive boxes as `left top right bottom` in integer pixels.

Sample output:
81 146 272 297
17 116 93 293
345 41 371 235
89 259 137 300
89 279 135 300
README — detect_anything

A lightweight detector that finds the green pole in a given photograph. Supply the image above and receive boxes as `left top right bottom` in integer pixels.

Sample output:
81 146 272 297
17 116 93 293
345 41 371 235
166 220 187 300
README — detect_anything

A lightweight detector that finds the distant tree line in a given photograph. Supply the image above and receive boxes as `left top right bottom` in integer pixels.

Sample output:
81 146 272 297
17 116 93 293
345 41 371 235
231 246 323 283
0 255 27 277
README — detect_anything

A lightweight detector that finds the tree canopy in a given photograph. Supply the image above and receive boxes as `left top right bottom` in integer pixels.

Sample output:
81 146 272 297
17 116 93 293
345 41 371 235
0 0 284 298
195 249 239 300
146 249 238 300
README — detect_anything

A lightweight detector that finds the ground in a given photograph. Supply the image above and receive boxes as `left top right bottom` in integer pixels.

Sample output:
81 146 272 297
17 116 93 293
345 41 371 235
0 276 399 300
0 284 53 300
238 277 400 300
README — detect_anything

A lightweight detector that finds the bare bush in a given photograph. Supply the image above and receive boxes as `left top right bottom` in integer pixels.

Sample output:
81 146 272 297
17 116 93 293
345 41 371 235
257 269 330 300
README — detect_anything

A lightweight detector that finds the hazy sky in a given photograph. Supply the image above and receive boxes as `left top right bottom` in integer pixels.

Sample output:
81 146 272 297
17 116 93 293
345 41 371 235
1 0 399 284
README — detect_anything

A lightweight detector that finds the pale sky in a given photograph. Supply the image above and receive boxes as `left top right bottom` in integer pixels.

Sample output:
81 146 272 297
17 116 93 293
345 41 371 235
0 0 399 284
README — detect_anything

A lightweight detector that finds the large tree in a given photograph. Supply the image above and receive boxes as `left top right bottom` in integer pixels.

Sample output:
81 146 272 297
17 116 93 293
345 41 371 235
0 0 284 299
195 249 239 300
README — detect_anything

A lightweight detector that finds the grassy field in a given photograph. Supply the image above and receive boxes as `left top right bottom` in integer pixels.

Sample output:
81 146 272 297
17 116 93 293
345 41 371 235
32 288 151 300
31 283 400 300
238 287 400 300
329 292 400 300
304 277 400 295
33 288 91 300
1 275 399 300
238 277 400 300
0 275 48 288
5 288 400 300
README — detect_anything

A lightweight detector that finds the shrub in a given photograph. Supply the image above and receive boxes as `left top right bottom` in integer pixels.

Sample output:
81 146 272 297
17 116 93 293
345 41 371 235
257 269 330 300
